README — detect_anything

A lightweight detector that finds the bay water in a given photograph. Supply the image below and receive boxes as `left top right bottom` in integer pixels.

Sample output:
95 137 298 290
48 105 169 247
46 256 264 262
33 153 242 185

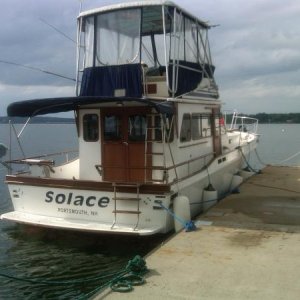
0 123 299 299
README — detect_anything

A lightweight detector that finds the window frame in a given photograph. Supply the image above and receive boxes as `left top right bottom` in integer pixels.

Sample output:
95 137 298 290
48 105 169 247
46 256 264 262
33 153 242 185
83 114 99 142
180 113 192 142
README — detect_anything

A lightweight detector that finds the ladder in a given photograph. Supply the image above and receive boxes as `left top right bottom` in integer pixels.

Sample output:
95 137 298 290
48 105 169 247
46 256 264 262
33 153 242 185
144 113 167 183
111 183 141 231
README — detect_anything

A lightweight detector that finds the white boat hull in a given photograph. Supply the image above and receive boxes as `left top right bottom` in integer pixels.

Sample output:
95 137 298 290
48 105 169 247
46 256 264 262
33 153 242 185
2 138 257 235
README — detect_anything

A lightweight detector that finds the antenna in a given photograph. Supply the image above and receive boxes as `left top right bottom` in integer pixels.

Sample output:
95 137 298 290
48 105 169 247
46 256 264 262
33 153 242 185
79 0 84 14
0 60 76 82
39 18 76 44
1 2 84 83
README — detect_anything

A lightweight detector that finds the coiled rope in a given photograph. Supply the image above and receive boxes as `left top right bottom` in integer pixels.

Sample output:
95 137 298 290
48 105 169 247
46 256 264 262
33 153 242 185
0 255 148 299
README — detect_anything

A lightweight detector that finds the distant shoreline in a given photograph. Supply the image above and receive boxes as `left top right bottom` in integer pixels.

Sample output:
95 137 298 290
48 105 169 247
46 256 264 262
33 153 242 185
227 113 300 124
1 113 300 124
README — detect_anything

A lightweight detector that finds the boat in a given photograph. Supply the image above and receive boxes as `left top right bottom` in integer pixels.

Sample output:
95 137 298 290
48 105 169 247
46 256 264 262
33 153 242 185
0 1 259 235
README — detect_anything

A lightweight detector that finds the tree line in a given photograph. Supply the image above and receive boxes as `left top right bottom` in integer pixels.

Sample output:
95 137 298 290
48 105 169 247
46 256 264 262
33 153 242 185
225 113 300 124
244 113 300 124
1 113 300 124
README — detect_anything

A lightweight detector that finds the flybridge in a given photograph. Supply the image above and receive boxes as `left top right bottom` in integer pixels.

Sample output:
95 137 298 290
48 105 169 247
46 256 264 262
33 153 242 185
76 1 218 99
78 1 210 28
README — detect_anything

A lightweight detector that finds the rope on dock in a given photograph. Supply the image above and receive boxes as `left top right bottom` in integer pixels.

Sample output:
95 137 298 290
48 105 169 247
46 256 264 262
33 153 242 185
0 255 148 299
247 182 300 194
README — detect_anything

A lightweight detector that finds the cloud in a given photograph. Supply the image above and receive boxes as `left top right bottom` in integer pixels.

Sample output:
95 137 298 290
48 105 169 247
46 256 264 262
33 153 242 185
0 0 299 115
0 0 77 85
205 0 300 113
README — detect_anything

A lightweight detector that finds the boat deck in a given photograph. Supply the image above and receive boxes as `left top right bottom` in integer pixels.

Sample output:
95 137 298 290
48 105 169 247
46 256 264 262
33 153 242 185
94 165 300 299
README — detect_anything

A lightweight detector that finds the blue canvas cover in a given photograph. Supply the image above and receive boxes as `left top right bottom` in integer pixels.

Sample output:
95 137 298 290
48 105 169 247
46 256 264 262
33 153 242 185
80 64 143 97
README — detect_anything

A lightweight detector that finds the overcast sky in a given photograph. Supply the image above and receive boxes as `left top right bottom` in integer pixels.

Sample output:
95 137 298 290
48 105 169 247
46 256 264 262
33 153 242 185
0 0 299 115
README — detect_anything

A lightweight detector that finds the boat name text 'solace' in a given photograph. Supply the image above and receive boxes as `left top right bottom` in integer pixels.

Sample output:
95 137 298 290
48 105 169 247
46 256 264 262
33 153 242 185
45 191 110 208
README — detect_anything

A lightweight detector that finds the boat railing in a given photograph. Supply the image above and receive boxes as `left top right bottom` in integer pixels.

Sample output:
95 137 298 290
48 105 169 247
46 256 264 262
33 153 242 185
4 149 79 173
165 152 214 184
99 152 214 185
3 120 79 174
225 111 259 134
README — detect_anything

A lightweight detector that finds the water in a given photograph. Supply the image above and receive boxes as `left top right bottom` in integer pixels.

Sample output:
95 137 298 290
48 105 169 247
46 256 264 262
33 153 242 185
0 123 299 299
0 124 168 299
253 124 300 167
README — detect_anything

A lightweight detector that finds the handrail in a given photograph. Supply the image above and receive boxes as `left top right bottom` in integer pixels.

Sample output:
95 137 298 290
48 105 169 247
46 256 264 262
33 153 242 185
165 152 213 171
5 149 78 165
99 152 212 171
226 111 259 134
99 152 214 184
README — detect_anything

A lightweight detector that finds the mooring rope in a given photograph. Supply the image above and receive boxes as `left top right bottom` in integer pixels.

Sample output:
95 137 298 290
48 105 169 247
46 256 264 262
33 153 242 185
238 147 260 174
255 148 300 166
254 149 267 166
0 255 148 299
158 202 196 232
274 150 300 165
247 182 300 194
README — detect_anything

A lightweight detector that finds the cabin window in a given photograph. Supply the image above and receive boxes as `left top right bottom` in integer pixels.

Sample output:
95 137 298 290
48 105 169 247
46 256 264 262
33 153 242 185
83 114 99 142
191 114 202 140
180 113 213 141
104 115 122 141
180 113 191 142
202 115 212 137
128 115 146 141
165 116 174 143
153 116 174 142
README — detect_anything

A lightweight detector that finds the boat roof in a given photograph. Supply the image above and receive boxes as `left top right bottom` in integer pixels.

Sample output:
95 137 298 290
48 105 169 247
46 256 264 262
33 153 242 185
7 96 174 117
78 0 210 29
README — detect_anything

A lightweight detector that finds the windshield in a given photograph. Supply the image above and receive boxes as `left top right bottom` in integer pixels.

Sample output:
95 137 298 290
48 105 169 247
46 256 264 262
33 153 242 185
95 9 141 66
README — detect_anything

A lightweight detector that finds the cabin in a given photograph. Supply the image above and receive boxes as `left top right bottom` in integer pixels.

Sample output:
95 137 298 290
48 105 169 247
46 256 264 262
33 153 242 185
74 0 221 185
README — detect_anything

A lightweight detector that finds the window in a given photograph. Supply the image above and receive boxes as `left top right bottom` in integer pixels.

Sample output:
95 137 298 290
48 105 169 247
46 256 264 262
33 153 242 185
104 115 121 140
202 115 212 137
83 114 99 142
128 115 146 141
180 113 191 142
153 115 174 142
184 17 198 63
192 114 202 140
180 113 213 141
96 9 141 66
82 16 94 68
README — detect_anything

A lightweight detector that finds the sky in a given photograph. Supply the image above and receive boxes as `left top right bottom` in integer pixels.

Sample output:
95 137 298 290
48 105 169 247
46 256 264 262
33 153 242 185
0 0 299 115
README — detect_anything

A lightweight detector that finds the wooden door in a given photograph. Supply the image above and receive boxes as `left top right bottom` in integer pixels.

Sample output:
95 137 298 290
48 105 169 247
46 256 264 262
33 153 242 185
101 108 148 182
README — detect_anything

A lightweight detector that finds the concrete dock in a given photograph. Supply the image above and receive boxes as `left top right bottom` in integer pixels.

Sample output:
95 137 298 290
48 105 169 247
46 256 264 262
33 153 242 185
95 166 300 300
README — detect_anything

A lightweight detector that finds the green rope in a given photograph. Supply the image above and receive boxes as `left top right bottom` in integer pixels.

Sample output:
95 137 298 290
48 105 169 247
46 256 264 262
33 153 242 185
0 255 148 299
78 255 148 299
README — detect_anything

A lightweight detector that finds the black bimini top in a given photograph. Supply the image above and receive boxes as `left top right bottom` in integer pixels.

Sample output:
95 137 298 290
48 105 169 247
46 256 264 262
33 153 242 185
7 96 174 117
